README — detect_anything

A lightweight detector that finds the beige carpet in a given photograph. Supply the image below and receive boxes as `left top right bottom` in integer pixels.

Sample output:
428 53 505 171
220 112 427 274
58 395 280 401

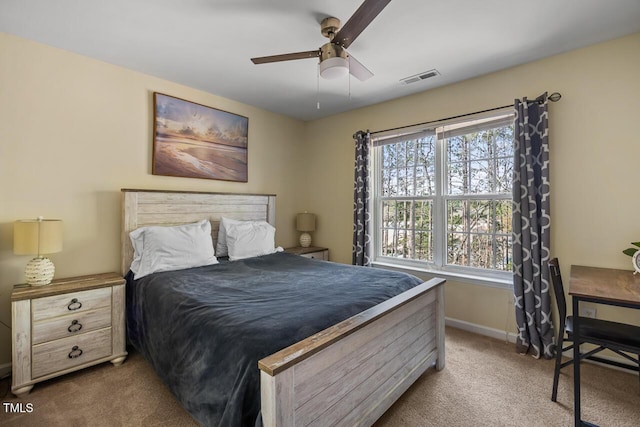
1 327 638 426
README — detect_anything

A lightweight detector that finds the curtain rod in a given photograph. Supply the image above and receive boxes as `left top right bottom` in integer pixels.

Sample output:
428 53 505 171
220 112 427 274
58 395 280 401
355 92 561 138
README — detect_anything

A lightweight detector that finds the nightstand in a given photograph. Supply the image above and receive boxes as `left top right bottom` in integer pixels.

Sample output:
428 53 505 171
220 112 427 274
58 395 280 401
11 273 127 397
285 246 329 261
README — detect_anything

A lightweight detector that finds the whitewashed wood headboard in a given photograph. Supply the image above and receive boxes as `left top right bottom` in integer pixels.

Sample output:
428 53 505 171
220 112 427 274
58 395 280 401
121 189 276 275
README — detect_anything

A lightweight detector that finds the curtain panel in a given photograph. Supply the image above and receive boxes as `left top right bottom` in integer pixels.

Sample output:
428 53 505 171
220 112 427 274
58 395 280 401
512 93 554 359
353 131 371 266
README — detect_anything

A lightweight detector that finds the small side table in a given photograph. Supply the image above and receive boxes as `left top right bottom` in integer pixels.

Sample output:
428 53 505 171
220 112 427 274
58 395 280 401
284 246 329 261
11 272 127 397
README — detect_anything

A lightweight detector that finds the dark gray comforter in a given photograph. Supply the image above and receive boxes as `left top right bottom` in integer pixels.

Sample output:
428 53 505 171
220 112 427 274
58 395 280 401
126 252 422 427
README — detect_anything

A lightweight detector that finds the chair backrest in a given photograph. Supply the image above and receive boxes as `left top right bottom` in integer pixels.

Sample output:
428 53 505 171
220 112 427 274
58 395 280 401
548 258 567 321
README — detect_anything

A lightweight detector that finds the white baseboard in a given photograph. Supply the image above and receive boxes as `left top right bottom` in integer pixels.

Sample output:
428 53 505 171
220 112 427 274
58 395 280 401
445 317 517 344
446 317 637 375
0 362 11 380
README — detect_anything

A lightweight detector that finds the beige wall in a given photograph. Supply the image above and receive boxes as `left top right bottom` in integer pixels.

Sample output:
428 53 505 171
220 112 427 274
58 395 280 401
2 30 639 368
0 33 306 366
304 32 640 335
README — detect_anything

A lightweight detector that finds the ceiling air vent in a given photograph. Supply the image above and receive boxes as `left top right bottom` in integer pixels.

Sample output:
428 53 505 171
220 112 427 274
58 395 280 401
400 69 440 85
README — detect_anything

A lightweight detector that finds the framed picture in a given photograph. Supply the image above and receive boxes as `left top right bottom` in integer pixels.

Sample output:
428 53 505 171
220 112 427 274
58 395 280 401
152 93 248 182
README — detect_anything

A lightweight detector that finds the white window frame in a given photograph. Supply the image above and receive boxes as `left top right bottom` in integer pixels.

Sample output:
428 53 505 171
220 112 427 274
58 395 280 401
371 109 514 288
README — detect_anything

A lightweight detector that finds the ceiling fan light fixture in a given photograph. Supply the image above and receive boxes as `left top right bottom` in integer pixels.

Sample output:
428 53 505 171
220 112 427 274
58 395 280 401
320 56 349 79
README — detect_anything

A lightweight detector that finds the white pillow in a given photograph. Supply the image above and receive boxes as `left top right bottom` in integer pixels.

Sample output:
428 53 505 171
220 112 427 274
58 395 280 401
216 217 243 257
129 219 218 279
225 220 280 261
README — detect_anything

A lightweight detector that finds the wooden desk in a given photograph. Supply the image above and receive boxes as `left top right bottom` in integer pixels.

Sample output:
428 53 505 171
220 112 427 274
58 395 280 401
569 265 640 427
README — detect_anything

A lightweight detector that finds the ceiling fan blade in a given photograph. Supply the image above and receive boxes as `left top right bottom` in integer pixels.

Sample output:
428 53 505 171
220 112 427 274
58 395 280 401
348 55 374 81
333 0 391 48
251 50 319 64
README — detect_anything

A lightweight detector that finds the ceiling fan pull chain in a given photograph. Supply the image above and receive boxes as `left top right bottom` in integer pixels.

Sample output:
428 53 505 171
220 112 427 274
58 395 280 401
348 56 352 101
317 63 321 109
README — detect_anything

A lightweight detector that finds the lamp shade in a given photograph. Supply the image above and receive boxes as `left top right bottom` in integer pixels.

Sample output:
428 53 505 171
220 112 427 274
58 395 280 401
14 218 63 255
296 213 316 232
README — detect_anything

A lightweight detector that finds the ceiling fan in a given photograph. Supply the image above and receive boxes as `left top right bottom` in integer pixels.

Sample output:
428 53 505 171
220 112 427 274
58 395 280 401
251 0 391 81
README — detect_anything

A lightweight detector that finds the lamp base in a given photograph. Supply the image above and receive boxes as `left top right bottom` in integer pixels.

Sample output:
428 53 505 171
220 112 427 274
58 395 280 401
25 257 55 286
299 232 312 248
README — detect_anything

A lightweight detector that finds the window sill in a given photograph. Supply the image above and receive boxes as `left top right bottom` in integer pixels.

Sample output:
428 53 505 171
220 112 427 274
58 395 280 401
371 260 513 290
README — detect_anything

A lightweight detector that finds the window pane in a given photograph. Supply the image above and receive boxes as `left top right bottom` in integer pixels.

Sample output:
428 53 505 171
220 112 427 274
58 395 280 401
396 230 407 258
469 200 492 233
414 200 433 231
447 199 513 270
382 201 397 226
470 234 493 269
448 232 469 266
495 235 512 271
447 200 466 233
469 160 492 193
381 167 397 197
414 166 426 196
495 156 513 194
469 132 490 160
494 200 512 233
396 141 407 165
448 135 469 163
447 124 514 196
381 201 397 257
417 136 436 186
383 144 395 168
381 136 436 198
397 168 407 196
447 162 466 195
494 127 514 158
414 231 432 261
413 138 434 196
380 199 433 262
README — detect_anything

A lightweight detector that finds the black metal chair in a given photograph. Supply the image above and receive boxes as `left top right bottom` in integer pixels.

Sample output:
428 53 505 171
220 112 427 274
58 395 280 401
549 258 640 402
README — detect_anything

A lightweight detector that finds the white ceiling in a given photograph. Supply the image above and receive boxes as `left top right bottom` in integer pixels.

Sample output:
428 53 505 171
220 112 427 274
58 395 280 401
2 0 640 121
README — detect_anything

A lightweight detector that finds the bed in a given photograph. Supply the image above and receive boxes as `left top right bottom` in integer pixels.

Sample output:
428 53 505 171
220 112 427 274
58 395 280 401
121 189 446 427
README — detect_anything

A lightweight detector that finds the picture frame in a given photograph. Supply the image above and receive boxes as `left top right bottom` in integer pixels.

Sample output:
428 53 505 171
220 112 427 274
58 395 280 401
152 92 248 182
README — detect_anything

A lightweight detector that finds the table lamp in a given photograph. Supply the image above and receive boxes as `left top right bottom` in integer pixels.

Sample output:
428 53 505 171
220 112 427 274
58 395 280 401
296 212 316 248
14 217 63 286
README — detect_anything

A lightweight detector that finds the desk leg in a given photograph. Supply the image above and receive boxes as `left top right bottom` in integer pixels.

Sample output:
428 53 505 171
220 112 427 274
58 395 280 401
573 297 581 427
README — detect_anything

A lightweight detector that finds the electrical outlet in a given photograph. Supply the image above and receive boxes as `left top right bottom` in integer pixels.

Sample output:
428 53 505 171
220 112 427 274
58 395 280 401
581 307 597 318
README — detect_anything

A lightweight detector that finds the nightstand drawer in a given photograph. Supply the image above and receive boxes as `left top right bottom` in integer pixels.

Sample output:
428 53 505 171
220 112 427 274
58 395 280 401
32 307 112 345
284 246 329 260
299 250 328 260
32 327 112 378
32 287 111 322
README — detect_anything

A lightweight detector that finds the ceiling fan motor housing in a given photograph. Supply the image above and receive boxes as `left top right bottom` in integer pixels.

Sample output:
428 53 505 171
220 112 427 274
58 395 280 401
320 43 347 61
320 17 341 40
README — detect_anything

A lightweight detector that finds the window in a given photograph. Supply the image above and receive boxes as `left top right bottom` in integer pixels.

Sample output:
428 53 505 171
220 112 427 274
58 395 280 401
372 111 514 284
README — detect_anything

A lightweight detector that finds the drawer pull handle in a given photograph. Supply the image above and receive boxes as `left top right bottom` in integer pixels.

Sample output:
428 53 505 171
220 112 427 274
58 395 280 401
68 346 83 359
67 320 83 333
67 298 82 311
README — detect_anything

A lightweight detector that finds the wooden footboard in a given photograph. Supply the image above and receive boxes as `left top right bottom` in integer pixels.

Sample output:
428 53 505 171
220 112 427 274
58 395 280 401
259 277 445 427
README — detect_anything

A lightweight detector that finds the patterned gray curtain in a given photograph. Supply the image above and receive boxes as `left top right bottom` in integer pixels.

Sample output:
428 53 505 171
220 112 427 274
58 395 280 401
353 131 371 266
512 93 553 359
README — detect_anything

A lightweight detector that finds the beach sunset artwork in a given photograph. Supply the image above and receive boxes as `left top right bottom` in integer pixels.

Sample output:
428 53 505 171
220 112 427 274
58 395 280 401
152 93 248 181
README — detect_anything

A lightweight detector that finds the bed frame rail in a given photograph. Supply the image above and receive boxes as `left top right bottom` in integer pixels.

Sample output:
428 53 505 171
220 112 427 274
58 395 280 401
259 277 446 427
